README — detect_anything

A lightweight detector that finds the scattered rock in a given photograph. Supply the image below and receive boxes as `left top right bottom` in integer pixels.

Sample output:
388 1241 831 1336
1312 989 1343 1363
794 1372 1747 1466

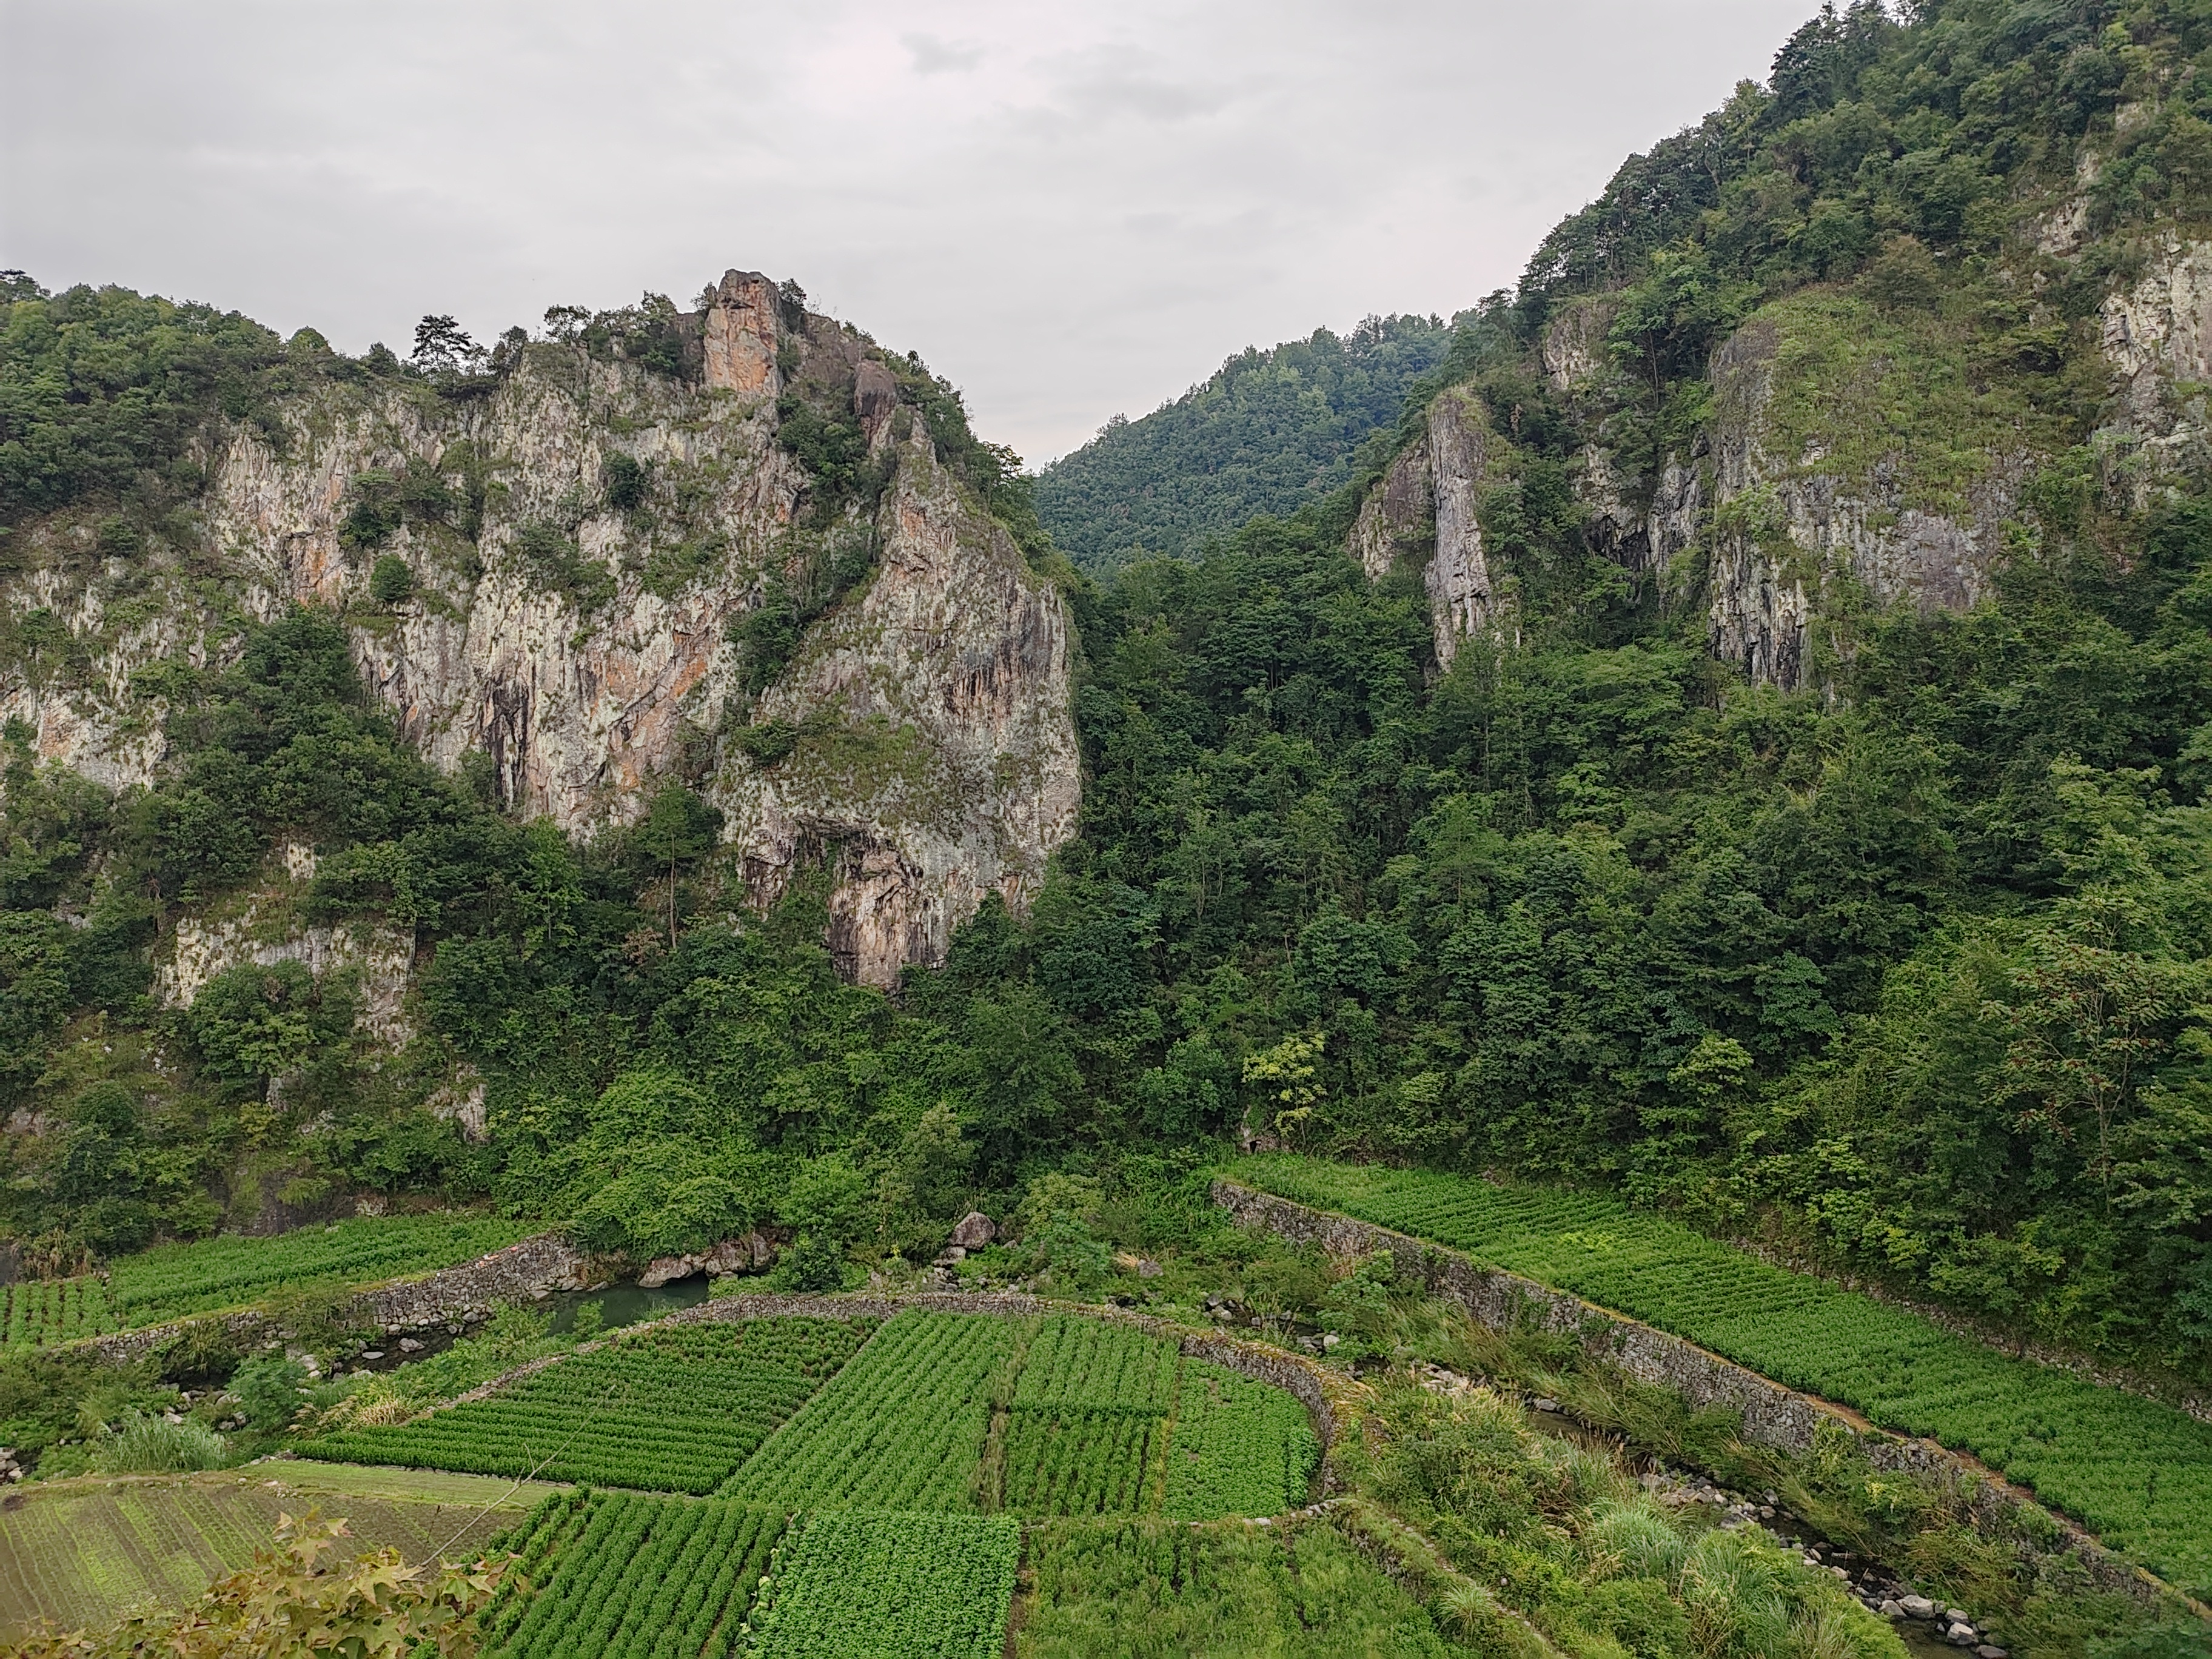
1946 1626 1978 1647
1136 1258 1162 1279
1946 1610 1971 1626
398 1337 423 1353
360 1350 383 1361
1321 1333 1341 1350
1533 1398 1560 1413
950 1212 997 1252
934 1246 967 1267
637 1256 699 1289
1879 1603 1905 1620
1978 1648 2009 1658
1901 1597 1938 1620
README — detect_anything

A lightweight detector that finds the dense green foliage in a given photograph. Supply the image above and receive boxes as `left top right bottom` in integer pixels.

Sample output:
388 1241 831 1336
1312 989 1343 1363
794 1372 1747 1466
1242 1157 2212 1596
748 1510 1021 1659
1018 1516 1467 1658
305 1318 870 1492
0 274 299 535
483 1487 784 1659
1034 315 1452 571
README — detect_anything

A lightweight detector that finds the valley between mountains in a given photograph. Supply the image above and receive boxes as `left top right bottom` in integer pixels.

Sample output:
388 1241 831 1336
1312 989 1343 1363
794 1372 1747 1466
8 0 2212 1653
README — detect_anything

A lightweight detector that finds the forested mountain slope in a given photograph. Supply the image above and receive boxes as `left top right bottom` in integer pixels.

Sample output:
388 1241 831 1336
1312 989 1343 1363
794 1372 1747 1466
8 0 2212 1409
1032 314 1451 571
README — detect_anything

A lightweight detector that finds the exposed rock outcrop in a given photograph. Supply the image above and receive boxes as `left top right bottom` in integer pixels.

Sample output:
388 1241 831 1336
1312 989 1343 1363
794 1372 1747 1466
2100 238 2212 500
1697 320 2021 688
1345 385 1498 667
1 268 1079 994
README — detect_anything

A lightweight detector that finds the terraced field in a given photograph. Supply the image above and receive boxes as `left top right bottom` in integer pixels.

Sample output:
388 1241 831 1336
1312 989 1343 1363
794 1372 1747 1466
304 1318 872 1492
1235 1155 2212 1599
0 1466 552 1637
1 1213 533 1350
285 1307 1324 1657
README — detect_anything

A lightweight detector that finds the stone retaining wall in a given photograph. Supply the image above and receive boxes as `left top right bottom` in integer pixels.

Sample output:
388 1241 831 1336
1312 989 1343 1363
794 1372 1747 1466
68 1232 588 1366
1211 1178 2188 1611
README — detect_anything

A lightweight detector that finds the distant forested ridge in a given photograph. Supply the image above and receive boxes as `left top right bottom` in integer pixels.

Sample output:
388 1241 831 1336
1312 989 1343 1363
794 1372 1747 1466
1033 315 1452 572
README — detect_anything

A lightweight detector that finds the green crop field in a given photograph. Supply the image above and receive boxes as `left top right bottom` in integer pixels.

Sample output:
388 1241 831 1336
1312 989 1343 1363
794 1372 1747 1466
1163 1361 1322 1522
1017 1516 1464 1657
480 1488 785 1659
0 1467 540 1638
302 1309 1321 1528
1236 1156 2212 1598
1 1213 533 1349
303 1318 872 1492
748 1510 1020 1659
291 1302 1321 1658
720 1311 1017 1510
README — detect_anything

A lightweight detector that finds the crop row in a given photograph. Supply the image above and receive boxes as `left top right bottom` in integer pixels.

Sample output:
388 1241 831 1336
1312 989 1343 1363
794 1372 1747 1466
2 1276 116 1347
1002 1408 1162 1516
112 1213 532 1320
1010 1316 1180 1416
305 1320 863 1492
746 1510 1019 1659
721 1312 1014 1509
1019 1516 1460 1657
1240 1155 2212 1597
483 1489 784 1659
1161 1360 1321 1520
0 1214 534 1350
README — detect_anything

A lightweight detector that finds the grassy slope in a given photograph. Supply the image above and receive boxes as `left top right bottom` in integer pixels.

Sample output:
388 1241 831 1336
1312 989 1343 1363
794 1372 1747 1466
1233 1155 2212 1600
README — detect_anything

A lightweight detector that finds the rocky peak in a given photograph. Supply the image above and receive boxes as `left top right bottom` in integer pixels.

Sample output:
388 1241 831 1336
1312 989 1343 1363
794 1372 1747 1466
702 269 783 397
1 267 1079 997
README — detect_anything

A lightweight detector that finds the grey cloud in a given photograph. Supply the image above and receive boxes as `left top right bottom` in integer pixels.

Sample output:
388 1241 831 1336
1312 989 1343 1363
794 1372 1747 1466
1 0 1821 464
904 32 984 73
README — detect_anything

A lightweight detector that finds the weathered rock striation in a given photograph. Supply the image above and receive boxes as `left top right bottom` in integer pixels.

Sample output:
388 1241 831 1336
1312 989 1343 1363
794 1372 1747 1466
1347 385 1499 666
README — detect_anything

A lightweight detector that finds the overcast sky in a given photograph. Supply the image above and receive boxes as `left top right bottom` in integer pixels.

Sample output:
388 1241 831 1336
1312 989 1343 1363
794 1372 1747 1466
2 0 1815 465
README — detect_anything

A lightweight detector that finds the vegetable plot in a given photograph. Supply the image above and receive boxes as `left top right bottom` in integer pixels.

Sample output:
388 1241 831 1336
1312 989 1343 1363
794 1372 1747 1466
1162 1360 1321 1520
1239 1155 2212 1597
1010 1317 1179 1414
482 1488 784 1659
2 1215 531 1349
747 1510 1019 1659
305 1318 870 1493
2 1276 114 1348
1019 1516 1463 1657
1001 1317 1181 1517
722 1311 1014 1509
1004 1409 1162 1517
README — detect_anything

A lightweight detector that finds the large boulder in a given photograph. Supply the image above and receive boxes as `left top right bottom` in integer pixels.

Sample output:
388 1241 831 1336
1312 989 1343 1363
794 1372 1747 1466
949 1212 996 1251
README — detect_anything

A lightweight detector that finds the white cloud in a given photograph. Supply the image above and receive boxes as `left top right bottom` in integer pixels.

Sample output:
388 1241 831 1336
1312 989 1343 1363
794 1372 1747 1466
0 0 1816 464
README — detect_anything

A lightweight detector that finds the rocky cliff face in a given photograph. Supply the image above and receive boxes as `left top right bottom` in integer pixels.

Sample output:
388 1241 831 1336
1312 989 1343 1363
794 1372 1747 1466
1346 385 1498 667
1 269 1079 996
1355 286 2065 691
2101 238 2212 503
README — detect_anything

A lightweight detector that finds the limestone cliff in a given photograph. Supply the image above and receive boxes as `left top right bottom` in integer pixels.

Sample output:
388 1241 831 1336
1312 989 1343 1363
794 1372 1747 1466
0 269 1079 996
1347 385 1500 666
1354 281 2062 691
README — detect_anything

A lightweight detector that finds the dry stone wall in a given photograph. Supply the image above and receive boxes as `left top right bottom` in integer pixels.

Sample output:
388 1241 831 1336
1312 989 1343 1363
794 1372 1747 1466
67 1232 587 1365
1211 1178 2185 1609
